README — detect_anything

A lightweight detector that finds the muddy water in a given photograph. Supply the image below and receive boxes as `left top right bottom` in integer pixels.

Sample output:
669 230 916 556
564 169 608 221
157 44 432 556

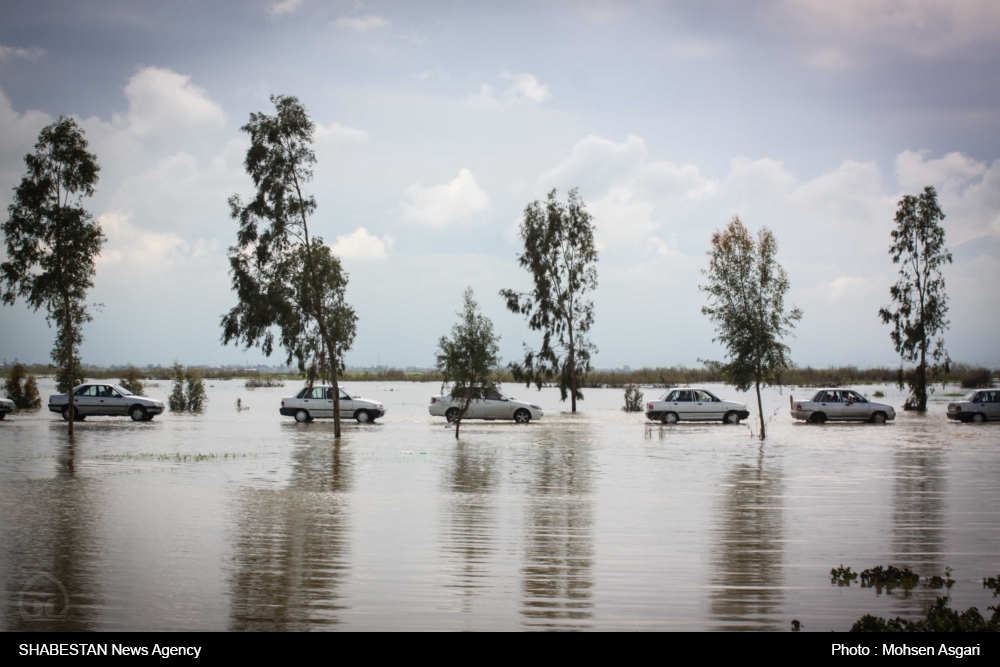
1 379 998 631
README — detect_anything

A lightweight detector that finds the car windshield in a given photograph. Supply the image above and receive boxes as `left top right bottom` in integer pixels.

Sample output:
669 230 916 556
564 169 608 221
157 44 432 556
112 385 133 396
962 390 979 401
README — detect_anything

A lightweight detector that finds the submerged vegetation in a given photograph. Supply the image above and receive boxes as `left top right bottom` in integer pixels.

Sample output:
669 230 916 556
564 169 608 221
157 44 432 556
168 362 207 412
3 363 41 409
833 565 999 632
118 365 145 396
622 383 644 412
244 377 285 389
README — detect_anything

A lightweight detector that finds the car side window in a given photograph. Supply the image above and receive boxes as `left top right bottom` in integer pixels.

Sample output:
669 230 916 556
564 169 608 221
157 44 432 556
108 387 122 398
983 391 998 403
485 390 503 401
339 390 350 400
695 390 715 402
675 390 693 402
849 391 866 403
824 391 841 403
75 386 91 396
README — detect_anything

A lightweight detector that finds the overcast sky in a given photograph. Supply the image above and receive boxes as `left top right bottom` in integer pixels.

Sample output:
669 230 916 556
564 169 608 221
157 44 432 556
1 0 998 370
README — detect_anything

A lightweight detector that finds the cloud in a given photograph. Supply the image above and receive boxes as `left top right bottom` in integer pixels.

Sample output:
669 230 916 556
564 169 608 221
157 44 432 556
314 121 370 148
466 72 552 108
334 15 389 31
401 168 490 228
895 150 1000 244
97 211 218 269
329 227 394 261
0 87 53 195
781 0 1000 61
0 44 45 61
270 0 304 16
117 66 225 137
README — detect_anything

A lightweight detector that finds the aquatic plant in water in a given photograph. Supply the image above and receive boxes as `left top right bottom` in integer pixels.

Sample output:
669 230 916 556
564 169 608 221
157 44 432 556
859 565 920 592
830 565 858 585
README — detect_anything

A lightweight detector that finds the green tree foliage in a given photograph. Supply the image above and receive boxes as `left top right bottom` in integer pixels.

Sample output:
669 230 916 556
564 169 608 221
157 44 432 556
118 365 145 396
500 188 597 412
700 216 802 439
878 186 952 411
168 362 187 411
220 95 357 437
186 372 207 412
1 117 103 434
3 363 41 409
435 288 503 439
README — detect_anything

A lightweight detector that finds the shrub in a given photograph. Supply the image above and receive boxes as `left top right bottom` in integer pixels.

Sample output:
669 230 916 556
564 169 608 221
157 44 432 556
244 377 285 389
3 363 41 409
118 365 145 396
168 362 187 411
186 372 207 411
622 383 644 412
960 368 994 389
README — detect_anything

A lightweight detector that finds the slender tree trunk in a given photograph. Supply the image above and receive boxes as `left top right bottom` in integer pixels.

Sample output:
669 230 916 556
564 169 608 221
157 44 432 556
457 388 473 439
64 291 75 436
568 320 577 413
755 378 765 440
918 343 927 412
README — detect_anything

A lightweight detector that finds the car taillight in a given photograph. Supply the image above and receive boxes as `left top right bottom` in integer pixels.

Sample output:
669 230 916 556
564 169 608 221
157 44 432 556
430 397 437 403
796 404 801 410
647 403 653 410
954 405 961 412
281 401 284 406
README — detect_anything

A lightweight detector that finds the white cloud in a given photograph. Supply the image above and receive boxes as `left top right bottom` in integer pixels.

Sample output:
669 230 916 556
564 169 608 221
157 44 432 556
329 227 394 261
97 211 218 269
647 235 684 258
270 0 304 16
401 168 491 228
0 45 45 61
0 87 53 196
334 15 389 31
466 72 552 108
314 121 370 148
117 66 225 137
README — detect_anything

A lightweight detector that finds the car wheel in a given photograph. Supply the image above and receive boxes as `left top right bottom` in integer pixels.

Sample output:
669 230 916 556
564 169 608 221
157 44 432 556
971 412 986 423
130 406 147 422
810 412 827 424
0 413 5 420
723 411 740 424
294 409 311 423
870 412 887 424
514 409 531 424
355 410 371 423
445 408 460 423
662 412 679 424
62 406 81 422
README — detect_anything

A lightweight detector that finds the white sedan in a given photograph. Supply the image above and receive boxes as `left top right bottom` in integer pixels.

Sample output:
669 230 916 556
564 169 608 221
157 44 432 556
0 396 13 419
428 389 543 424
790 388 896 423
280 385 385 423
48 383 165 421
947 389 1000 423
645 388 750 424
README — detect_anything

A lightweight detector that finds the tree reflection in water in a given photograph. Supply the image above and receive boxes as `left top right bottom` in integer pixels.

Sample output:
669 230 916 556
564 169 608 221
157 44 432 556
440 441 501 613
227 430 352 630
709 446 785 631
520 427 595 630
888 438 946 614
2 436 103 631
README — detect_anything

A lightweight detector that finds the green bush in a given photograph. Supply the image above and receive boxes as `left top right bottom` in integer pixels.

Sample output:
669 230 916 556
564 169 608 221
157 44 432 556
3 364 41 409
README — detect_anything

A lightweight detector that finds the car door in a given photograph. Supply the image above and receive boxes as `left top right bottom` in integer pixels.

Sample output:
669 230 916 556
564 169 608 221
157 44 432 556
483 390 513 420
301 387 328 417
694 390 722 421
74 385 99 415
668 390 696 420
338 389 354 418
452 389 484 418
980 390 1000 420
104 386 129 415
842 390 871 421
818 391 844 420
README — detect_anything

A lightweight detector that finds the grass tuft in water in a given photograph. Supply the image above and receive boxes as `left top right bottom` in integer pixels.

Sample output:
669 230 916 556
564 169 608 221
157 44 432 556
830 565 858 585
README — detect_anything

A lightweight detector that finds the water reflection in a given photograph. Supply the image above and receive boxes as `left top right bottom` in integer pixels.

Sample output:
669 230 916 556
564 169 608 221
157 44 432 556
2 439 103 631
440 442 500 612
520 426 595 630
888 432 947 610
709 446 785 630
227 431 353 630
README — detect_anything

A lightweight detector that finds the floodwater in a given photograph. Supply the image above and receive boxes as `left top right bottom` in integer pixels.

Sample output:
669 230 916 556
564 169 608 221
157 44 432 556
1 378 998 631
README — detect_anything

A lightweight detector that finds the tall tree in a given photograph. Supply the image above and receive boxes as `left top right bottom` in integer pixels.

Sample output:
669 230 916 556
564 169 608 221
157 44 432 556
700 216 802 439
221 95 357 437
2 117 103 435
500 188 598 412
878 186 951 411
435 288 503 439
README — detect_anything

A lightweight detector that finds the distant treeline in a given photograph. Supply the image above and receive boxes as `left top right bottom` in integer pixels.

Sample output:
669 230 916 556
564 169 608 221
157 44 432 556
3 362 996 389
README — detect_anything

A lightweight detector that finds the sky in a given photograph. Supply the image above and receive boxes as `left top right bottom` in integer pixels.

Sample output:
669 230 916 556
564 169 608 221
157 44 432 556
1 0 999 370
